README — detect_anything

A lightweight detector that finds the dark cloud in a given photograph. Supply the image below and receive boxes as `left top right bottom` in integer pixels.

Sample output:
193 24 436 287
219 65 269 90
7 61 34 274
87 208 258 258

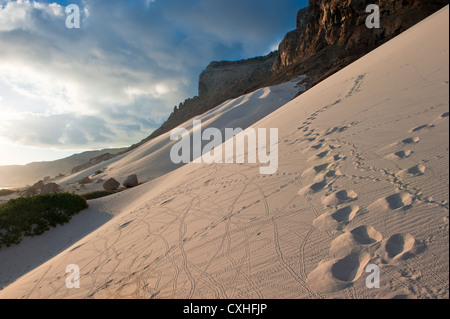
0 0 307 150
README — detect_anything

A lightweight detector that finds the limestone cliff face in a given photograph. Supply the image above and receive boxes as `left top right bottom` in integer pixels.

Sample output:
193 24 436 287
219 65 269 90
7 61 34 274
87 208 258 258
273 0 449 83
198 52 277 98
131 0 448 149
143 52 277 143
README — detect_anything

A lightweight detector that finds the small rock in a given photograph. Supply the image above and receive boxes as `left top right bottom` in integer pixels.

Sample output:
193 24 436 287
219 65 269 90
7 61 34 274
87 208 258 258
32 180 45 191
123 174 139 188
103 178 120 191
78 176 92 185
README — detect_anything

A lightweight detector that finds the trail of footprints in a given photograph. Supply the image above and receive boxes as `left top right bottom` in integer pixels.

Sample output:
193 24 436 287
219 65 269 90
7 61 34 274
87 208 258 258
293 114 446 295
385 113 449 210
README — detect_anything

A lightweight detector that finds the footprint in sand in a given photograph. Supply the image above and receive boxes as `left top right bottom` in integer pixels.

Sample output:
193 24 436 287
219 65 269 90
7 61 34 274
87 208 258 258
324 169 341 178
316 150 329 159
394 150 412 159
298 175 330 195
384 192 414 210
385 149 413 160
310 142 324 150
380 233 417 262
301 163 342 185
331 205 360 223
332 153 345 161
314 163 331 173
407 164 426 176
307 224 384 293
410 124 435 132
402 137 420 144
441 112 449 118
330 225 383 258
396 163 426 177
306 250 371 293
308 149 330 161
322 190 358 207
313 205 360 232
331 251 371 282
301 163 330 179
370 192 413 211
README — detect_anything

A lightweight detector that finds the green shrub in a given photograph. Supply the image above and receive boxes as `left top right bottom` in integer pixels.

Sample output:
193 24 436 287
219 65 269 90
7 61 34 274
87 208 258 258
0 193 88 248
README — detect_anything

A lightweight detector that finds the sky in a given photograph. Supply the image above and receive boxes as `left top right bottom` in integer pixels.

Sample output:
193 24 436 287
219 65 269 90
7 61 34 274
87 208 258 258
0 0 307 166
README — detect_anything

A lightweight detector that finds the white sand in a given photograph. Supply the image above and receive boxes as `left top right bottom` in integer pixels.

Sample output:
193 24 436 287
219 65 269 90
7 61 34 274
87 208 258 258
55 76 306 194
0 6 448 299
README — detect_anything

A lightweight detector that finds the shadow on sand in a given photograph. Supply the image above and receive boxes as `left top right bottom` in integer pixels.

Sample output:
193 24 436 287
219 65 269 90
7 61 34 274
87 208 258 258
0 200 113 289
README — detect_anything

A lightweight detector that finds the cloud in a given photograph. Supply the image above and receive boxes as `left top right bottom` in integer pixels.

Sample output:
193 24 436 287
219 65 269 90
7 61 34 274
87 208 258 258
0 0 306 152
1 113 114 147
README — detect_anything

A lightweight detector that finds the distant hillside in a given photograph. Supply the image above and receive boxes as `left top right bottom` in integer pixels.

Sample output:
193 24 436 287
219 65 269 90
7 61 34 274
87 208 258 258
0 148 126 187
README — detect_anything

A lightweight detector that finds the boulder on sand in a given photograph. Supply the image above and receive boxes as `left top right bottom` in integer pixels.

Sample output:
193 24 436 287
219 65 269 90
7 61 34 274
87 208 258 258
23 187 38 196
78 176 92 185
40 183 60 194
103 178 120 191
123 174 139 188
32 180 45 191
24 180 45 196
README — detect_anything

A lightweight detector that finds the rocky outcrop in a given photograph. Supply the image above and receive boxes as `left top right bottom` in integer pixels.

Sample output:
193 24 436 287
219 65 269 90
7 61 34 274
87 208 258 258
198 52 277 98
273 0 449 85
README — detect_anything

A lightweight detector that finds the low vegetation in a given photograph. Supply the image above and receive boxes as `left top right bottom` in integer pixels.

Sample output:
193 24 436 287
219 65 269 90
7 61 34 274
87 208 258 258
0 193 88 248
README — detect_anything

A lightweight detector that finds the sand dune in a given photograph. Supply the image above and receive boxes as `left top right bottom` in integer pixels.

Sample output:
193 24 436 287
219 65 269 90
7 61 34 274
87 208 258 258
0 6 448 299
55 78 305 193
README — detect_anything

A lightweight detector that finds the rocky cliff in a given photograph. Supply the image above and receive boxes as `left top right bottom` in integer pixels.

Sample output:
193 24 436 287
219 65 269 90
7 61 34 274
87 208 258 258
137 52 277 147
198 52 277 98
273 0 449 85
122 0 448 155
